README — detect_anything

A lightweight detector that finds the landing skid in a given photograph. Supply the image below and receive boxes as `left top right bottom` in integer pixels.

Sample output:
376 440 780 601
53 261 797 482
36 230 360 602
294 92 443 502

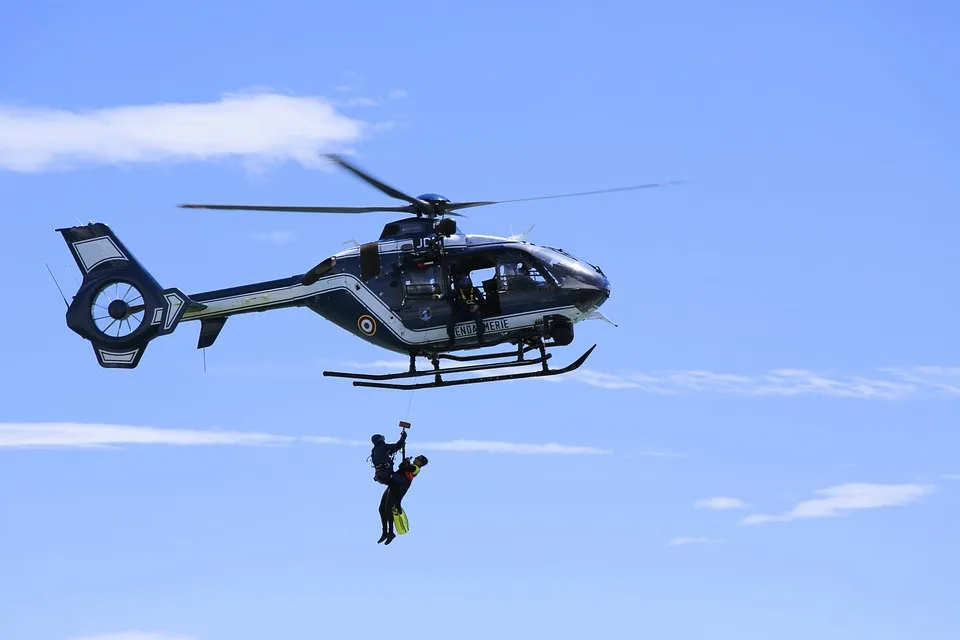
322 340 596 390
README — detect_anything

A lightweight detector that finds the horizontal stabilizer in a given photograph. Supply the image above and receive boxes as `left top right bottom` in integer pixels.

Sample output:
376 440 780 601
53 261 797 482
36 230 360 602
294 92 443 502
198 317 227 349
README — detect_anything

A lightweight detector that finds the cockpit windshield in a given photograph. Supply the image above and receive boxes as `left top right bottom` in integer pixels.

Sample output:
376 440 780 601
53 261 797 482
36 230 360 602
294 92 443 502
525 245 600 287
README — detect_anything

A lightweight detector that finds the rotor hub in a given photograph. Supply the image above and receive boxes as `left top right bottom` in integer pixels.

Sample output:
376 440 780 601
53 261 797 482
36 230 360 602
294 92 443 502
107 299 129 320
417 193 449 203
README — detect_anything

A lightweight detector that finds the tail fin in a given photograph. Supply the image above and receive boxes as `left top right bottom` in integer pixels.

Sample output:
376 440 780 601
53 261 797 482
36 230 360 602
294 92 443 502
56 222 205 368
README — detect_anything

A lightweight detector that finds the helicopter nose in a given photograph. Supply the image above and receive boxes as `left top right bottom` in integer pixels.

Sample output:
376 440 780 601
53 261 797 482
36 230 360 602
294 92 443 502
593 267 611 300
598 277 611 305
573 283 610 312
578 266 610 309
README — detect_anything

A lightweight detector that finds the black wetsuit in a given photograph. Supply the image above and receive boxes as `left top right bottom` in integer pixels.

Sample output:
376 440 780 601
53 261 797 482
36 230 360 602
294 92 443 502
371 431 406 485
378 459 418 538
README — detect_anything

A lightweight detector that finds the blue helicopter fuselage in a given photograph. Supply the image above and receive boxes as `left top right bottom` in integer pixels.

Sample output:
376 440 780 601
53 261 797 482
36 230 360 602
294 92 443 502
180 226 611 355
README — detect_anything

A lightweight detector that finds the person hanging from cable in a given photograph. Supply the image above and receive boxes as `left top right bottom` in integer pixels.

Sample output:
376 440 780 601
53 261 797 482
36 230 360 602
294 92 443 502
378 453 429 545
369 428 407 486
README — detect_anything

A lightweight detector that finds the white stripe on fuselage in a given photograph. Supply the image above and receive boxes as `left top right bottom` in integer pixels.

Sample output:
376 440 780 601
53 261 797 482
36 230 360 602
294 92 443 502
330 234 522 261
180 272 584 346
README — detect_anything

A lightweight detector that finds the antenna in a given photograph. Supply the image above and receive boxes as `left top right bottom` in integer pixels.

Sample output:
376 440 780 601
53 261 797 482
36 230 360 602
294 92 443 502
508 224 535 241
44 263 69 308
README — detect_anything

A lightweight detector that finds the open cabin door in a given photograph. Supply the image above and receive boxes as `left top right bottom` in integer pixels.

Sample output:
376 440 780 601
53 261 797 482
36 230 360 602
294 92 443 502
395 260 450 329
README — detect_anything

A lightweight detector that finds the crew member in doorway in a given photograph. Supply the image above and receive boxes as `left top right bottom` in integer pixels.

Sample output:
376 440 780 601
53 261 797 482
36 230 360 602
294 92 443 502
447 267 485 346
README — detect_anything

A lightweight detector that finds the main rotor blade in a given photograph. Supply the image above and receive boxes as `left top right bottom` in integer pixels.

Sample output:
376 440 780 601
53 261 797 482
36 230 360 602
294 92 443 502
444 180 686 211
179 203 416 214
324 153 430 212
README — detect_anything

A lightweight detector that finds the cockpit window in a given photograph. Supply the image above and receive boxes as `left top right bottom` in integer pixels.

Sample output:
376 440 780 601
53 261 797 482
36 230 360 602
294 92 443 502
497 258 548 292
525 246 598 286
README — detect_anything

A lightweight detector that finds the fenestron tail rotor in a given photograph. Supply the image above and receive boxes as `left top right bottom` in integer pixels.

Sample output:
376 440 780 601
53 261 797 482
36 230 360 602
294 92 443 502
90 280 146 340
178 153 684 219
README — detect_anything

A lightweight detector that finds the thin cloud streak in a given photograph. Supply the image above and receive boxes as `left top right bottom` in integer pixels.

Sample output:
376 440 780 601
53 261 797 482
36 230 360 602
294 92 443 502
255 230 297 244
68 633 195 640
0 423 294 449
669 536 725 546
740 482 935 525
1 423 610 456
327 360 960 399
0 91 380 173
695 496 748 510
416 439 611 455
213 358 960 400
635 447 685 459
880 366 960 396
556 368 919 399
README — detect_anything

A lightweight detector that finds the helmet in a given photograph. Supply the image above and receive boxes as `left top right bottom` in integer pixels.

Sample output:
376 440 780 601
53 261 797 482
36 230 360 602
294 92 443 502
371 434 385 444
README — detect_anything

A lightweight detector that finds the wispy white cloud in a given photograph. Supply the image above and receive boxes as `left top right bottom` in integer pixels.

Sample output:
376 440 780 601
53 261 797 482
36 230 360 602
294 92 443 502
544 364 960 400
740 482 935 525
0 91 382 173
255 230 297 244
695 496 748 510
668 536 725 546
329 87 409 109
68 632 195 640
553 368 918 399
307 434 610 455
301 435 367 447
0 423 293 449
630 447 685 459
214 358 960 401
880 366 960 396
415 439 611 455
337 358 409 371
1 423 609 456
341 96 379 107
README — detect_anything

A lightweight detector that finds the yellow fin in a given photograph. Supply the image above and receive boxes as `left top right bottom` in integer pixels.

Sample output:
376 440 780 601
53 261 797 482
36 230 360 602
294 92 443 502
393 507 409 535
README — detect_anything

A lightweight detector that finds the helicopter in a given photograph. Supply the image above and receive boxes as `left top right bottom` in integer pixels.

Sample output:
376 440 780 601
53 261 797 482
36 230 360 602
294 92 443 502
54 154 681 390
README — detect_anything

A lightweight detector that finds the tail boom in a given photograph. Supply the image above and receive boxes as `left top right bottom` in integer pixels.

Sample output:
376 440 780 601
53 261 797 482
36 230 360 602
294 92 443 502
57 222 326 365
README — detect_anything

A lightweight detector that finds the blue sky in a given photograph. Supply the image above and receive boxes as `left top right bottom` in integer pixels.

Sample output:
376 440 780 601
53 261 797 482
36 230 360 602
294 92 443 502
2 1 959 639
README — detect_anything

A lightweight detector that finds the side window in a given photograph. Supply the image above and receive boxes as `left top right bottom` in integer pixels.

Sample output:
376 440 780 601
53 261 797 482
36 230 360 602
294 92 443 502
498 258 549 291
402 265 443 299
